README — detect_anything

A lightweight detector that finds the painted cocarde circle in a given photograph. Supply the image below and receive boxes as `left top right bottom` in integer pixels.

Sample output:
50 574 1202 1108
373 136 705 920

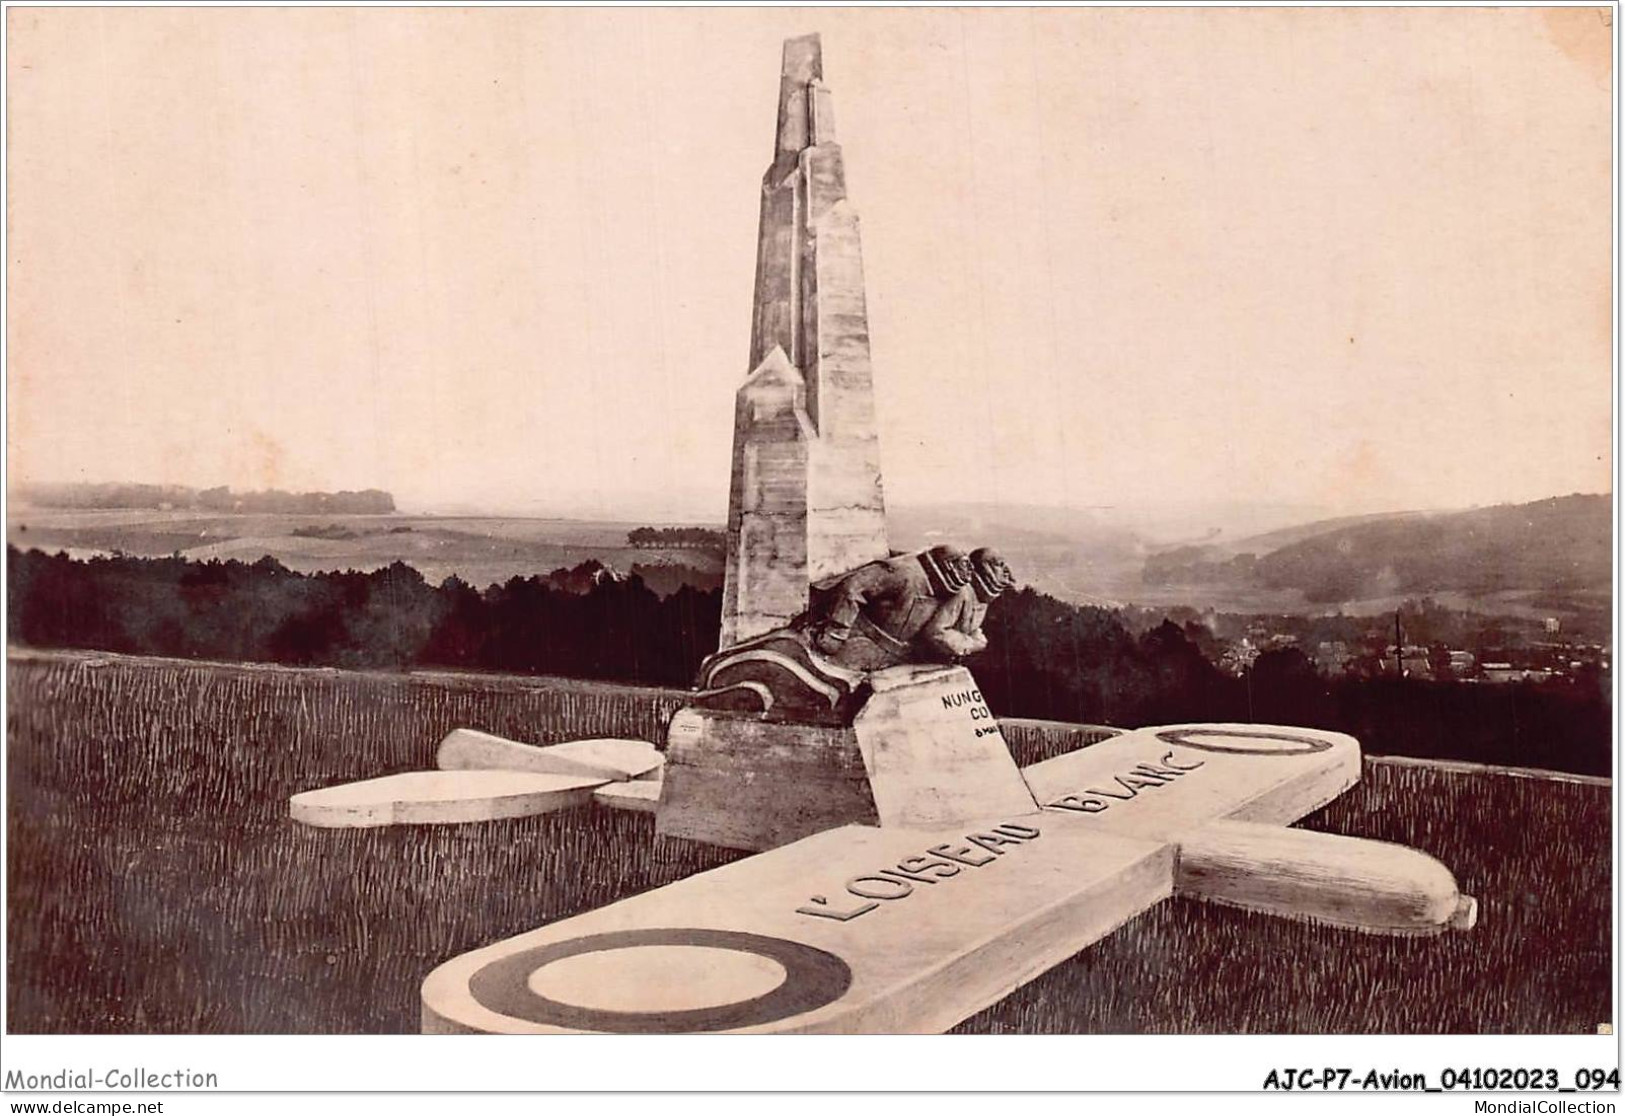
465 928 854 1033
1155 728 1334 755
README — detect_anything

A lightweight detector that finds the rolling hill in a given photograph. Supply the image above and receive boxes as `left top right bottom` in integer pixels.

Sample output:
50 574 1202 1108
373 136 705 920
1144 494 1610 609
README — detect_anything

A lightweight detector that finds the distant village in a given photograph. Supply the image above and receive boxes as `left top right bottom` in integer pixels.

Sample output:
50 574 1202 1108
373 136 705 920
1120 602 1611 688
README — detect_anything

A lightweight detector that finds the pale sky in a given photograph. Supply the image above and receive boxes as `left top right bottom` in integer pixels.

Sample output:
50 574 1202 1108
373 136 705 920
6 7 1613 520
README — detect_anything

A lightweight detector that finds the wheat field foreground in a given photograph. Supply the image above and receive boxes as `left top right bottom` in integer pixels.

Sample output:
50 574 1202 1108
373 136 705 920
6 650 1611 1034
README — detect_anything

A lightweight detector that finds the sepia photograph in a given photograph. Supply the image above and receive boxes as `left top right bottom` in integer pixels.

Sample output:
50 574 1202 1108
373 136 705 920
2 1 1616 1099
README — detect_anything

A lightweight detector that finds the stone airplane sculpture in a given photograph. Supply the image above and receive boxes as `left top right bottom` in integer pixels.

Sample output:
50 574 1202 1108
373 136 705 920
290 33 1478 1035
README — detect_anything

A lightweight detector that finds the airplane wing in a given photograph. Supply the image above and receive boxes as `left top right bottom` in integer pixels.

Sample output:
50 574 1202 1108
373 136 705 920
1019 721 1362 836
421 809 1172 1034
1021 723 1474 937
421 722 1462 1034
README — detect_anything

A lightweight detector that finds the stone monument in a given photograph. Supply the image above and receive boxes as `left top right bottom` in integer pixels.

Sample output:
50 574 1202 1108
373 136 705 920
721 32 890 648
284 33 1478 1038
658 35 1032 852
412 34 1476 1035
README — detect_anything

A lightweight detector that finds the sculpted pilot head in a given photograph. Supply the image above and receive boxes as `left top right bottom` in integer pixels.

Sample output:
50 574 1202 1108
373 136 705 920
918 545 972 597
970 547 1016 601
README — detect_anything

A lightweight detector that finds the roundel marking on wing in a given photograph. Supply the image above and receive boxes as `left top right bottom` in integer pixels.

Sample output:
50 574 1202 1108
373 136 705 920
466 928 853 1033
1154 727 1335 756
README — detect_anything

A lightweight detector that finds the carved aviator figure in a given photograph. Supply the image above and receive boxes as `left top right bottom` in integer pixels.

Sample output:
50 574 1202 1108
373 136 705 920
692 545 1016 723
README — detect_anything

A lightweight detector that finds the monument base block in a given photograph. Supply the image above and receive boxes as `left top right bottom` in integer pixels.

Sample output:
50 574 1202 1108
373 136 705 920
656 665 1039 851
656 708 878 851
852 665 1038 828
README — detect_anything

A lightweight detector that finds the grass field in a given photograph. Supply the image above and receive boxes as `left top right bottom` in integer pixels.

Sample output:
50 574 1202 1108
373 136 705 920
6 649 1611 1034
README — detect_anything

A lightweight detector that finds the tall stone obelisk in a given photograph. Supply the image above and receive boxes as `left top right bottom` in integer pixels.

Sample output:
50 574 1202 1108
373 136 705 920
720 33 889 648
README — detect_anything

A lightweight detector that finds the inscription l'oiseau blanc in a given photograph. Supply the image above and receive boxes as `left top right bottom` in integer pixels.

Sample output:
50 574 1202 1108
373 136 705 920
1045 750 1206 815
796 822 1042 922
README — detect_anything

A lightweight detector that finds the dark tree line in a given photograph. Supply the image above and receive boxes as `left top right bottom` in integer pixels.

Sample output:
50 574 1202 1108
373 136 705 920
973 590 1237 727
629 563 723 596
6 548 716 688
6 549 1610 775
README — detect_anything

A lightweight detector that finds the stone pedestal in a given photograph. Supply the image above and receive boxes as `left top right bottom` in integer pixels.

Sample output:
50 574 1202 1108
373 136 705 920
656 665 1036 851
852 666 1038 828
656 707 878 851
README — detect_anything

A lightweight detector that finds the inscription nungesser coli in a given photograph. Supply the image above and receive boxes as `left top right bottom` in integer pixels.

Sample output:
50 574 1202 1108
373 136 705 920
940 686 1005 739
